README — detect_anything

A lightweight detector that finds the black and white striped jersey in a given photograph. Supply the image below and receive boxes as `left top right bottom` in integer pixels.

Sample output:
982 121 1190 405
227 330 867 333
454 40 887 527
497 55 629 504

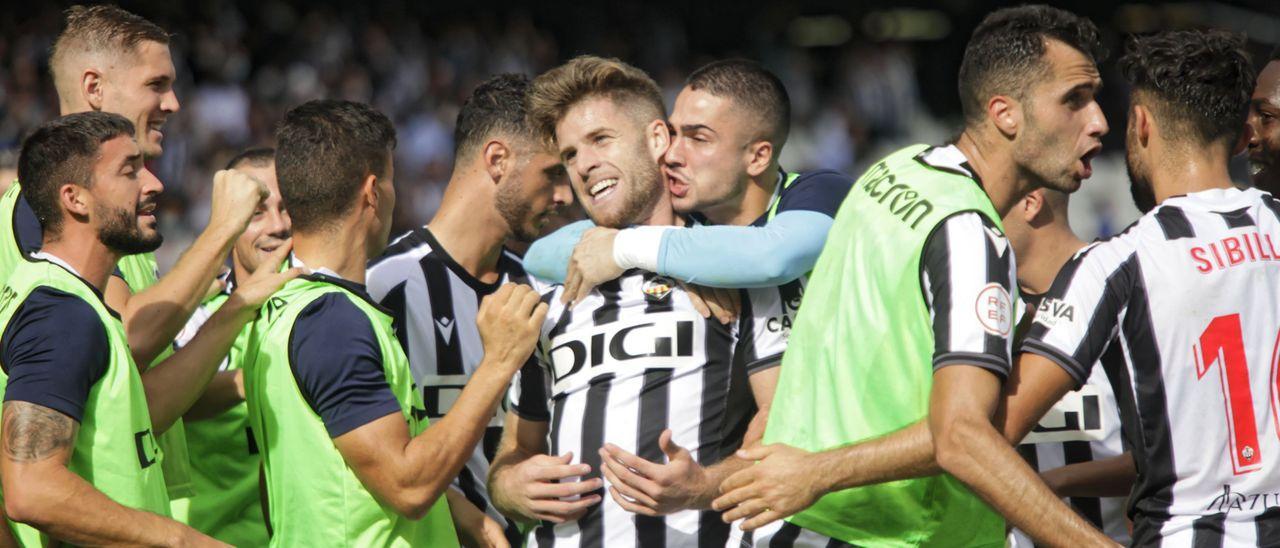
1021 187 1280 546
365 226 532 545
509 270 798 548
1012 295 1130 546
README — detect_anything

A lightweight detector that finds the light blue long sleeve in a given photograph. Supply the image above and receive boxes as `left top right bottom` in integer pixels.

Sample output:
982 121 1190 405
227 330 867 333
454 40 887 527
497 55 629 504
656 210 832 288
520 211 833 288
523 219 595 282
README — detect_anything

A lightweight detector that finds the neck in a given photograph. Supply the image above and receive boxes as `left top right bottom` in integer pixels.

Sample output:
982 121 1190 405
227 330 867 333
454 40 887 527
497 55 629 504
426 170 510 283
704 167 780 226
638 188 679 227
1018 228 1086 295
40 228 120 292
1152 148 1235 204
292 223 370 284
955 130 1036 217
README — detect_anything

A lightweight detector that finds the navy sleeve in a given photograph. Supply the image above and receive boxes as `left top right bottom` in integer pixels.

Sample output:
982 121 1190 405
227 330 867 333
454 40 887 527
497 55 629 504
1 287 110 422
289 293 401 438
774 169 855 219
13 194 42 256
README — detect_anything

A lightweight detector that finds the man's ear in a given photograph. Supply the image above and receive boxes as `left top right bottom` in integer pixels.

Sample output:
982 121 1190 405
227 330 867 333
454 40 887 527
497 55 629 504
745 140 773 178
647 119 671 162
60 183 91 220
988 95 1021 139
1023 190 1045 225
482 140 512 184
361 172 379 210
1133 104 1152 149
82 69 105 111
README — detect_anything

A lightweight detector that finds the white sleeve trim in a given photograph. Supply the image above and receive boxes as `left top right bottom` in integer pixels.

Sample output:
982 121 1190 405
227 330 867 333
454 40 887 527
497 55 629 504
612 226 673 272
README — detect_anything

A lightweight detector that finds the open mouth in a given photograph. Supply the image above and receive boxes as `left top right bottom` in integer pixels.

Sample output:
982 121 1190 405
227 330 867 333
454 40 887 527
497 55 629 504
1079 146 1101 179
588 178 619 202
667 172 690 199
137 202 157 222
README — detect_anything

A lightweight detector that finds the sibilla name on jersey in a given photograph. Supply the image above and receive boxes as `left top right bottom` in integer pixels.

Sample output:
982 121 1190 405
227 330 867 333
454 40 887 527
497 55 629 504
1189 231 1280 274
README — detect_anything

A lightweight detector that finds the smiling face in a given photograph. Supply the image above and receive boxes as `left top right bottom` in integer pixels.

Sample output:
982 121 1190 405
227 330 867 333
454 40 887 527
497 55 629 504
89 135 164 254
665 88 758 217
100 41 179 158
232 162 290 275
1011 39 1108 194
555 96 666 229
1248 61 1280 194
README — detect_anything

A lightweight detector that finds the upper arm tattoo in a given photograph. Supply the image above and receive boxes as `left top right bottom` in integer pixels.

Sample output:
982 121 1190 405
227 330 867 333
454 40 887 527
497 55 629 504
2 401 76 463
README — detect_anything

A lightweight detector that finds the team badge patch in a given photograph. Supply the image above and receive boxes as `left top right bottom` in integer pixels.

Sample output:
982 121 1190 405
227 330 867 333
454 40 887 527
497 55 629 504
642 276 675 302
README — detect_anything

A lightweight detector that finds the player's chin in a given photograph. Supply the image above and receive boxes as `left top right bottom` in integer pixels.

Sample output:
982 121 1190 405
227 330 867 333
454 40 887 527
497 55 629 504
670 195 698 214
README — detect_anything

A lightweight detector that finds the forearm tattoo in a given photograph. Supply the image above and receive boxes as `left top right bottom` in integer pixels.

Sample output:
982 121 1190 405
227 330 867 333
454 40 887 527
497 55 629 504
2 402 75 463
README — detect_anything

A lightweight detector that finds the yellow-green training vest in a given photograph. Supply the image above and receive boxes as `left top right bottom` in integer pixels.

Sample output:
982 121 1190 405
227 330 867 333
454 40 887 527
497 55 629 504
169 287 268 546
243 275 457 547
0 181 194 501
0 259 169 546
764 144 1008 546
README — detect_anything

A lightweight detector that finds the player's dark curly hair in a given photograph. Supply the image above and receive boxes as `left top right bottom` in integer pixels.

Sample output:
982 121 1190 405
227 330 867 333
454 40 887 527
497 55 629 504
275 99 396 233
958 5 1104 127
1119 30 1254 148
454 74 538 159
19 112 135 235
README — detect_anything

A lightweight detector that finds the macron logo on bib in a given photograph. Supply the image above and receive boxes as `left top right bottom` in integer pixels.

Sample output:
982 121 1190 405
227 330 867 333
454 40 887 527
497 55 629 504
435 317 455 343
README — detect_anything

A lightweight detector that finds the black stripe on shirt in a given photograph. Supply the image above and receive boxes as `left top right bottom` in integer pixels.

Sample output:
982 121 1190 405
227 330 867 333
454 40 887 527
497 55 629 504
1215 207 1256 229
699 317 738 548
635 368 672 546
921 216 953 353
536 394 569 548
577 373 614 548
1256 506 1280 547
592 278 623 326
1122 261 1179 541
1153 205 1195 240
420 255 464 375
1191 513 1226 548
380 282 410 355
1062 441 1104 528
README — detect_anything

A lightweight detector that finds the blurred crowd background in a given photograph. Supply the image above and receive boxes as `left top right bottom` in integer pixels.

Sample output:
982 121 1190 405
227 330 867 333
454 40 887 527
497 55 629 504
2 0 1278 269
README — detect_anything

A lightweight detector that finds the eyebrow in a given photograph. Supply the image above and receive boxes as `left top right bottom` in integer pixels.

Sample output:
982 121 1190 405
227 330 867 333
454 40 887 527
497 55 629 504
679 124 715 135
118 153 143 172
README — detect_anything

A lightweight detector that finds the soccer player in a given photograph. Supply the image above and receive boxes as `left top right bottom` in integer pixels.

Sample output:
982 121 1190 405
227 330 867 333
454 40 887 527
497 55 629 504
168 148 286 546
1248 48 1280 195
242 99 546 547
523 60 853 313
366 74 573 547
489 55 789 548
0 112 296 546
1002 189 1130 546
980 30 1278 545
710 6 1111 546
0 4 269 502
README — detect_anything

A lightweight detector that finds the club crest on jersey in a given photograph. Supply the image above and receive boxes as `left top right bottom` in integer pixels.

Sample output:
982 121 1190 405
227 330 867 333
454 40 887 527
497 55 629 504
642 276 675 302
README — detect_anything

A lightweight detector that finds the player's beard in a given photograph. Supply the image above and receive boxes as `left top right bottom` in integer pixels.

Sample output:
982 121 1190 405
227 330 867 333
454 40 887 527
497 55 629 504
588 139 664 229
97 201 163 255
1014 106 1080 194
1125 122 1157 214
495 177 538 243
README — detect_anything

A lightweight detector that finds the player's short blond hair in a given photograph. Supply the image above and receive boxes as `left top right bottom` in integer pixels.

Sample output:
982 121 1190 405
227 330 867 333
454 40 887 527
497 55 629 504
49 5 170 95
527 55 664 146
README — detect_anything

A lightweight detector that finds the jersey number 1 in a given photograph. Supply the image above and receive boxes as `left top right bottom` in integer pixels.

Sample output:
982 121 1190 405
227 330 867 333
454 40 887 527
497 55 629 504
1194 313 1280 475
